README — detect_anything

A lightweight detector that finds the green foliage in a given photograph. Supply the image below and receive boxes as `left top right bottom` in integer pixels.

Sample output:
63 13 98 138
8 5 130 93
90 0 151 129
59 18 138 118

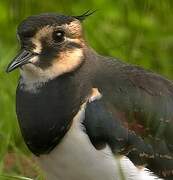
0 0 173 179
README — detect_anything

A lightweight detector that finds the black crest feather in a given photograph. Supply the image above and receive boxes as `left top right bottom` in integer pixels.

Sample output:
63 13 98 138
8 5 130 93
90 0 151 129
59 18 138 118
74 10 97 21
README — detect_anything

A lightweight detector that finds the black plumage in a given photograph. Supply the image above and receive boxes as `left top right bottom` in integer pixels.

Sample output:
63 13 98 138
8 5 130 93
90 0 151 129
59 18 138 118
18 13 75 38
6 13 173 180
17 62 92 155
16 49 173 179
83 54 173 179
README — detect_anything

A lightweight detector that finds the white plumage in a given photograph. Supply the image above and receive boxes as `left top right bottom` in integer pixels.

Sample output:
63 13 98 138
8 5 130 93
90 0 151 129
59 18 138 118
38 104 162 180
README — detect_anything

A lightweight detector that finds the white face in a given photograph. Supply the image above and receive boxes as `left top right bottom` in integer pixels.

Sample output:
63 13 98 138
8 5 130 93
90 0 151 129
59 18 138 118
8 19 86 92
20 48 84 88
21 21 85 80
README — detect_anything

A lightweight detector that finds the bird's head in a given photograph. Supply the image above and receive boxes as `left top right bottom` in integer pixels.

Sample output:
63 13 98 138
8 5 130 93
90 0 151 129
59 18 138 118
6 11 94 83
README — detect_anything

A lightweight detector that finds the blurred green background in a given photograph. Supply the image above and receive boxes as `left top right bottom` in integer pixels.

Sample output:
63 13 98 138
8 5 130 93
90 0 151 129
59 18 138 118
0 0 173 179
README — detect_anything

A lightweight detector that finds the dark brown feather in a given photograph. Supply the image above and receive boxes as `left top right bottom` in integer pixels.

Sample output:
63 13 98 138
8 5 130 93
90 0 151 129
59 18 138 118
84 53 173 179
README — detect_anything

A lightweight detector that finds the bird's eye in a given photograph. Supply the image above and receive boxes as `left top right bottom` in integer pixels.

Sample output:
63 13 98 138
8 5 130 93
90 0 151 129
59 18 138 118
52 30 65 43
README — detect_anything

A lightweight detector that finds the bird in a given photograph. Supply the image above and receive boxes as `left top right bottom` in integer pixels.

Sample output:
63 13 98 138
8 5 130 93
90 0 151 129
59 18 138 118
6 11 173 180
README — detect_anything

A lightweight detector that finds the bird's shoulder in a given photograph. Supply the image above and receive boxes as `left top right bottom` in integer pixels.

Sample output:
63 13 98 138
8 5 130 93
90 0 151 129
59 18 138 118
94 55 173 97
84 55 173 178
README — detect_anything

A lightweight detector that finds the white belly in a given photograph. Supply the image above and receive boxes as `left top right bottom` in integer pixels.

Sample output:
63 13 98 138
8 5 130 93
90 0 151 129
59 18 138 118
37 104 162 180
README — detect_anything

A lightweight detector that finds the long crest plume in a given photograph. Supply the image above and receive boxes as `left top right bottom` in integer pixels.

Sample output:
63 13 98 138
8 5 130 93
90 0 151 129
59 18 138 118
74 10 97 21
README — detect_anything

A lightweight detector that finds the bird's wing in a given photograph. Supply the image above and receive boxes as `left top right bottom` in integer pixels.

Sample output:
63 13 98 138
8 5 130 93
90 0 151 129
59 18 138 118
84 62 173 179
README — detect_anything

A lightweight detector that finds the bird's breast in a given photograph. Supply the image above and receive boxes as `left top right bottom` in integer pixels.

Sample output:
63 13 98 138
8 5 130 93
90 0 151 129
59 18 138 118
37 103 118 180
37 103 161 180
16 76 90 155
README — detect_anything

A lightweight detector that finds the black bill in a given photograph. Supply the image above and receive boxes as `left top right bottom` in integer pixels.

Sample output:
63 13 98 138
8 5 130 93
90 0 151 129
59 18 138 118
6 50 36 73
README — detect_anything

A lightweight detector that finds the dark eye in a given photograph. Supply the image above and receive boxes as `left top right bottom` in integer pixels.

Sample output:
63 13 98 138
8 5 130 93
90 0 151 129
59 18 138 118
52 30 65 43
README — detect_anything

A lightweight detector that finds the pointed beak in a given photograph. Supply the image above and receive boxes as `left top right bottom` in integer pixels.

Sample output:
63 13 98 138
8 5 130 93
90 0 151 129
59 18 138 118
6 50 36 73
